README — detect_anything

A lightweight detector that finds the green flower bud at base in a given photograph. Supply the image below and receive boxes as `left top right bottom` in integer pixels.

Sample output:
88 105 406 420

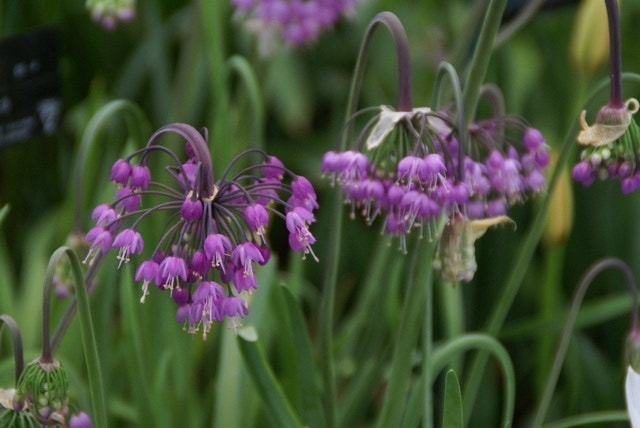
15 359 69 426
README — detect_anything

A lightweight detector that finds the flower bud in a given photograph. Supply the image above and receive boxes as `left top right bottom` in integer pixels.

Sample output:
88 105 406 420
570 0 611 75
542 151 574 247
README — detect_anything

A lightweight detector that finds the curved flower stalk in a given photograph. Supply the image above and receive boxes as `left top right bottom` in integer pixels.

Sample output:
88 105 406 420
531 257 638 427
84 123 318 339
231 0 359 55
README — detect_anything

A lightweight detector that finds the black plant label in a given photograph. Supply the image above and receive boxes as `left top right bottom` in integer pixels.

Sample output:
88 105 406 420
0 26 62 147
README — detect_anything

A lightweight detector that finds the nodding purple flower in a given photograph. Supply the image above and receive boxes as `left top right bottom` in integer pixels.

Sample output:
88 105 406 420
222 296 249 332
110 159 131 185
231 242 265 292
204 233 233 272
85 123 318 339
285 207 318 259
112 228 143 267
91 204 118 227
115 187 141 213
243 204 270 237
572 161 595 186
159 256 189 291
135 260 159 303
181 197 203 221
290 176 319 211
84 226 113 265
130 164 151 190
69 412 92 428
262 155 285 179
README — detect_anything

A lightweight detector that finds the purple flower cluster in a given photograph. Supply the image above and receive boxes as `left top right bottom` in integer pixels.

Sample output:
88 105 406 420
86 0 136 30
232 0 358 49
85 123 318 338
321 109 549 250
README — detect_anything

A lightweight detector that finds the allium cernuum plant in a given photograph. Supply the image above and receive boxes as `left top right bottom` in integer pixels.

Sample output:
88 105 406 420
85 123 318 338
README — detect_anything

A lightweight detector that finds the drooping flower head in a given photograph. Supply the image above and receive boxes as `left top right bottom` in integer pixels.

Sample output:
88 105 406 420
231 0 359 55
84 123 318 338
572 98 640 193
322 103 549 272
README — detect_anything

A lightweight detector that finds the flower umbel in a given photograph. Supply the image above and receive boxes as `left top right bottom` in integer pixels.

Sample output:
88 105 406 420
231 0 359 55
84 123 318 338
322 105 549 261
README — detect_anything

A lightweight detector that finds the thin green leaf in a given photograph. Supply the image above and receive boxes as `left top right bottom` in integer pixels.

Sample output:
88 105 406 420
214 261 276 428
280 286 325 428
442 370 463 428
237 328 303 428
0 205 9 229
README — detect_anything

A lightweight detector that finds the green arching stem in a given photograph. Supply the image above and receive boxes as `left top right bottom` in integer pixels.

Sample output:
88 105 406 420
0 314 24 385
342 11 413 147
478 83 506 119
461 0 508 125
461 73 640 425
50 250 106 351
431 333 515 428
44 247 107 428
432 62 467 181
531 257 638 427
